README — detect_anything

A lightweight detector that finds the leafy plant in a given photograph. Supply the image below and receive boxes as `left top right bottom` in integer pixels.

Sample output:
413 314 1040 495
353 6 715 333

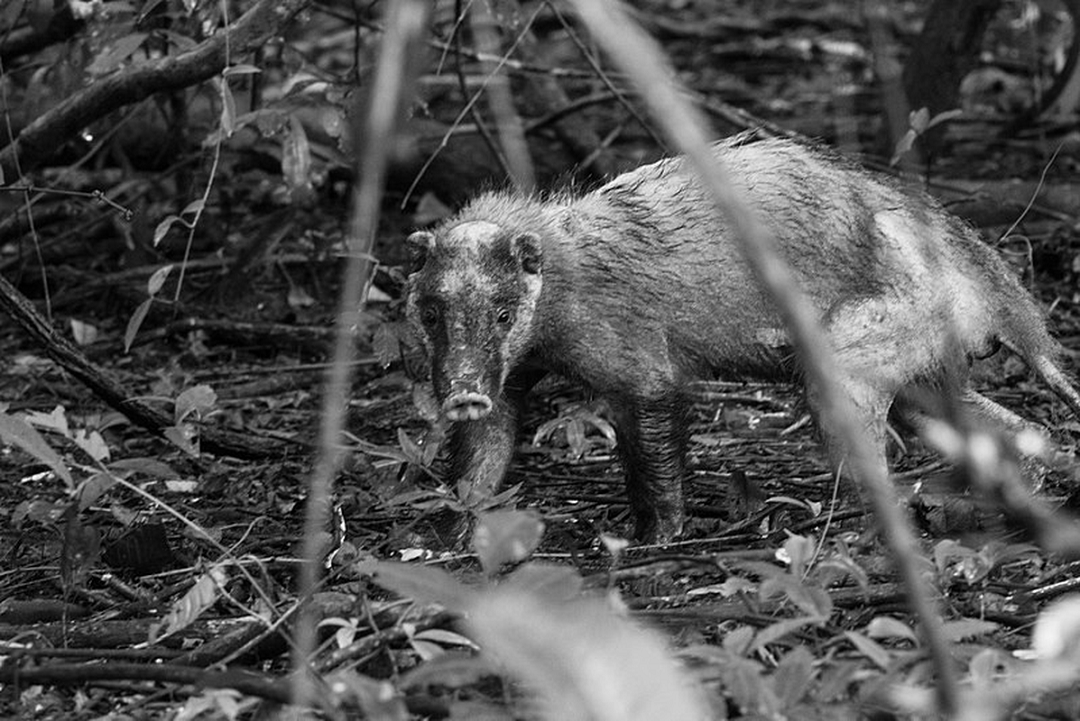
360 510 707 721
891 106 964 166
532 400 618 461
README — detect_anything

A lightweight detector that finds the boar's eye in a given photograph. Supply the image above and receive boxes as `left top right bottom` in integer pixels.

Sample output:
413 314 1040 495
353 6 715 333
496 308 514 325
420 305 440 327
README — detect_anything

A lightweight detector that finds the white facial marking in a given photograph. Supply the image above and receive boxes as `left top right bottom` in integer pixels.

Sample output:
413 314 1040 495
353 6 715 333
433 221 504 297
437 264 494 297
448 220 502 248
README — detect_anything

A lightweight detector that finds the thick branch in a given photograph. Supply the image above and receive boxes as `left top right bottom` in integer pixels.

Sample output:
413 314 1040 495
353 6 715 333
0 271 291 460
0 662 291 704
0 0 312 180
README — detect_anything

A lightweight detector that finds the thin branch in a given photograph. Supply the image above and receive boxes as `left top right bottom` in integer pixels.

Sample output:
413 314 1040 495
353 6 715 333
453 0 514 181
469 0 535 192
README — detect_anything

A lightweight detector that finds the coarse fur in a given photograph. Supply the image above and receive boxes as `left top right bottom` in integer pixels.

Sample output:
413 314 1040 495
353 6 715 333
405 132 1080 541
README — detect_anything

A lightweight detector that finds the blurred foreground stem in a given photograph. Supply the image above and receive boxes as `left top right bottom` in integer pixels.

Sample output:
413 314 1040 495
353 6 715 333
566 0 958 715
291 0 430 708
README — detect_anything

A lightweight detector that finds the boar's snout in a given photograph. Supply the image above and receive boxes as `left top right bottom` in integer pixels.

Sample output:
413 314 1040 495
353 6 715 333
443 387 494 421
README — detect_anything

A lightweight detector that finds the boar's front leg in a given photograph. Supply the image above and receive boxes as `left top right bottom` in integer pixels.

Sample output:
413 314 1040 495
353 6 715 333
449 368 545 506
611 393 689 542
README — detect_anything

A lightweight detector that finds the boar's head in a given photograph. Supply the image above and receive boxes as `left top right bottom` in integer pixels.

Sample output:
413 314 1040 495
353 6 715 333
405 220 543 422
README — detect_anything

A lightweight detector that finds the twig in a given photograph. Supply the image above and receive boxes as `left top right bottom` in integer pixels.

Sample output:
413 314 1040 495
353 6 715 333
469 0 535 192
402 2 545 206
452 0 514 182
543 0 666 151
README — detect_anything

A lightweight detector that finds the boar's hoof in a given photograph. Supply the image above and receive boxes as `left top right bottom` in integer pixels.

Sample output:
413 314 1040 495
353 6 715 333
443 392 494 422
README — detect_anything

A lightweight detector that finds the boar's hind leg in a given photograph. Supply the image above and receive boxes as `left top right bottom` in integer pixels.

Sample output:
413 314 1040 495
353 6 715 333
807 378 893 490
450 368 546 506
610 393 689 543
814 296 909 491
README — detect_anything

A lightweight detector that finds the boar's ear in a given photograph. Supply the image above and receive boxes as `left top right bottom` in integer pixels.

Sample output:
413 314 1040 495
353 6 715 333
405 231 436 272
513 232 542 274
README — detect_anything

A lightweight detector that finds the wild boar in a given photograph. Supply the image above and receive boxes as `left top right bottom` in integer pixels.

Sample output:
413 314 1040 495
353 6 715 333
404 132 1080 542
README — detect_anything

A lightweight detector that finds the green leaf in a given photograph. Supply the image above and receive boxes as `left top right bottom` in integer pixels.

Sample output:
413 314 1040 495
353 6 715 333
87 32 148 75
968 648 1010 691
164 425 199 456
814 552 870 592
181 199 204 216
723 625 755 656
174 385 217 424
749 616 823 655
0 410 73 486
223 64 262 77
865 616 918 644
153 215 181 246
149 562 230 643
69 319 99 346
175 688 253 721
927 108 963 129
890 129 917 167
760 575 832 618
23 405 70 437
467 589 709 721
281 114 312 192
844 630 892 670
73 429 110 462
504 563 583 602
719 653 781 718
908 107 931 134
473 510 545 575
13 498 68 526
219 78 237 137
1033 595 1080 660
124 298 153 353
941 618 999 642
76 472 119 512
773 645 815 709
781 534 815 578
933 538 976 575
397 427 425 466
360 560 474 611
109 457 179 479
147 264 174 296
412 628 478 650
1 1 30 35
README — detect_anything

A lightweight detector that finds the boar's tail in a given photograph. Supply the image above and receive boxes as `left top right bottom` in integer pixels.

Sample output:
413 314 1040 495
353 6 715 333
1002 337 1080 421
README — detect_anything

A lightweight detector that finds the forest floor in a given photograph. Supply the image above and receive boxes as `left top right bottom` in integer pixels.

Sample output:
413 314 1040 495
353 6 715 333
3 0 1080 718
